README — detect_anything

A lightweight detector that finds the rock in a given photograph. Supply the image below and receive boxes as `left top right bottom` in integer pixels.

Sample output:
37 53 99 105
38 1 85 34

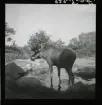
5 75 95 99
74 67 95 80
5 62 25 79
26 64 32 70
77 67 95 73
72 68 78 73
63 82 95 99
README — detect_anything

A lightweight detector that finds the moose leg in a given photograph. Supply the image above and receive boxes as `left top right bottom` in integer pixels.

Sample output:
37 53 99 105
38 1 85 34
49 64 53 89
66 68 74 86
58 68 61 91
69 68 74 85
71 70 74 85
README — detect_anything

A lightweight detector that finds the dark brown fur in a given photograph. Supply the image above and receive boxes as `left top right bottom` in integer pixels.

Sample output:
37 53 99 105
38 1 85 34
31 44 76 91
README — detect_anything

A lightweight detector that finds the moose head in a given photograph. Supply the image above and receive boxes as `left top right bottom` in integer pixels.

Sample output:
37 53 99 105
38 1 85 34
31 43 46 61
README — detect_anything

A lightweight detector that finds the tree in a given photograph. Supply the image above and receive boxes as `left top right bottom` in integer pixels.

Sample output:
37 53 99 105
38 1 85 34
23 45 31 55
5 22 16 37
68 31 96 57
28 30 50 53
55 38 65 48
5 22 16 43
68 38 80 50
12 41 17 47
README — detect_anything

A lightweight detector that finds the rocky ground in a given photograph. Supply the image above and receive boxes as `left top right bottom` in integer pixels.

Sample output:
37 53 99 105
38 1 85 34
5 57 95 99
13 58 95 91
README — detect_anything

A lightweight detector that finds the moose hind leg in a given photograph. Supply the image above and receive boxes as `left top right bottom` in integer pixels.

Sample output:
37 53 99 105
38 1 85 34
49 65 53 88
50 74 53 88
69 68 74 85
58 67 61 91
66 68 74 86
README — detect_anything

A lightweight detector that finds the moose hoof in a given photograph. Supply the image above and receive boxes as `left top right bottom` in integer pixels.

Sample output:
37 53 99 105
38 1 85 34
50 85 53 89
58 87 61 91
68 82 72 87
58 85 61 91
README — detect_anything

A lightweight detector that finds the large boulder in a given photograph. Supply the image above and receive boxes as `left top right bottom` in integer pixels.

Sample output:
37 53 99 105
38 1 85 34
5 62 25 79
5 61 95 99
74 67 95 80
5 62 45 99
5 79 95 99
62 82 95 99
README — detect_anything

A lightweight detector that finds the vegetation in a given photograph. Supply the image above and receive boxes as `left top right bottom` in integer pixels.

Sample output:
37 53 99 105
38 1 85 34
28 30 50 54
5 22 16 43
68 32 96 57
5 22 95 99
27 30 65 55
5 45 31 64
28 30 95 58
5 22 95 63
5 22 30 63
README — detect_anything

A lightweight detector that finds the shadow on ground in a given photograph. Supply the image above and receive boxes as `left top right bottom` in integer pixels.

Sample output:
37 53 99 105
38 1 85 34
5 62 95 99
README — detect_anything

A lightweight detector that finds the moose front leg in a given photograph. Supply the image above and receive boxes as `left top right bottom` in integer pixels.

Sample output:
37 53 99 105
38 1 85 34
58 67 61 91
49 64 53 89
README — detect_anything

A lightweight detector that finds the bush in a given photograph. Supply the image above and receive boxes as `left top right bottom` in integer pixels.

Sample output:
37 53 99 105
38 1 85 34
68 32 96 57
5 52 29 64
5 45 31 64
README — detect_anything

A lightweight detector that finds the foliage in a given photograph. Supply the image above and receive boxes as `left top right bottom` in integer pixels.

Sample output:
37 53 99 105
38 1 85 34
5 45 30 63
5 22 16 42
47 39 65 48
5 51 30 64
55 38 65 48
28 30 50 52
28 30 66 53
68 32 96 57
5 45 19 53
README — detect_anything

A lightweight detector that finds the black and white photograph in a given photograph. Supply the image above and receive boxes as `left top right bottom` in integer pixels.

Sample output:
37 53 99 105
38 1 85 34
5 4 96 99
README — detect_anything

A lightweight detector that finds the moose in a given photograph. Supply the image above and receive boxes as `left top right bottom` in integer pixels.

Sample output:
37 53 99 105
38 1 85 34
31 43 76 91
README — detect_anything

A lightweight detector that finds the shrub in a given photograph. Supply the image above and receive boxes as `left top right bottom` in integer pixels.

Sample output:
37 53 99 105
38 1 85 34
5 52 29 64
